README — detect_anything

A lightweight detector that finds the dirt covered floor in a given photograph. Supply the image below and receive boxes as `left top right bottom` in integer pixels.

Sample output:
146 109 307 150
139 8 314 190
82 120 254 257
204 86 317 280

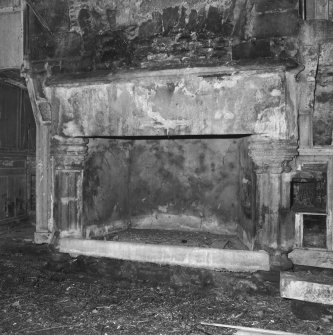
0 223 333 335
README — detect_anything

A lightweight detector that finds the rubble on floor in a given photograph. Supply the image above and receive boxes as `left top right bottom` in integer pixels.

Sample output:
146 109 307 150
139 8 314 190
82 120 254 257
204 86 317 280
1 235 333 334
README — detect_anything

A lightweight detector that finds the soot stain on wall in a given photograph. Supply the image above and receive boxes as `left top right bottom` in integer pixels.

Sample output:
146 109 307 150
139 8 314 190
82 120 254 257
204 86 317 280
129 139 240 226
83 139 132 226
83 138 242 231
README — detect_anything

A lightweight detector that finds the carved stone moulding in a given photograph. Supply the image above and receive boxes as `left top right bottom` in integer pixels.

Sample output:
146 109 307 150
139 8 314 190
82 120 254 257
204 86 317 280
51 136 88 170
248 137 298 174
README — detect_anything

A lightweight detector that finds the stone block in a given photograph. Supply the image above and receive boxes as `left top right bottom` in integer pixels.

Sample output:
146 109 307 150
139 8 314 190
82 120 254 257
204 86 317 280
280 272 333 305
34 232 52 244
59 238 270 272
319 42 333 65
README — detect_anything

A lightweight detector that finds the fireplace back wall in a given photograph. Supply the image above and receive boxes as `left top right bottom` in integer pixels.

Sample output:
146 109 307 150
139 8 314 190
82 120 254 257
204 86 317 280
83 138 250 237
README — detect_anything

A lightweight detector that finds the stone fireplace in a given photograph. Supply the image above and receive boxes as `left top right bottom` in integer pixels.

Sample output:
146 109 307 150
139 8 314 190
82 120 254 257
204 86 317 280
26 61 300 271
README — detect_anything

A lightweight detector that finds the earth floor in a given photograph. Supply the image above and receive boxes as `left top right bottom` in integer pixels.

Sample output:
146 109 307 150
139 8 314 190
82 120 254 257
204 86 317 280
0 221 332 335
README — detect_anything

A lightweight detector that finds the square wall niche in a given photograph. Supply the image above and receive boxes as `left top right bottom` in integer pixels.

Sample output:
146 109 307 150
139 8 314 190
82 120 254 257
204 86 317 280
303 214 327 248
295 213 328 249
293 161 333 250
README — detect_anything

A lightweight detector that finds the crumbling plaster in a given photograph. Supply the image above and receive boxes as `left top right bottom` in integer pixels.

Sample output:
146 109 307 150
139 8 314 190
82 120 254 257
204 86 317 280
44 67 295 139
28 0 298 71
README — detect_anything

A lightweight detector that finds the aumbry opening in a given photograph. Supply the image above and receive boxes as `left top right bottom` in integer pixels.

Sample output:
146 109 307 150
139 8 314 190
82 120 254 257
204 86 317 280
291 164 327 213
303 214 327 249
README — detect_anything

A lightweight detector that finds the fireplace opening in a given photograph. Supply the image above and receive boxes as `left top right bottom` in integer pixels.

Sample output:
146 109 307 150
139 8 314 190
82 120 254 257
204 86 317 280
82 135 255 251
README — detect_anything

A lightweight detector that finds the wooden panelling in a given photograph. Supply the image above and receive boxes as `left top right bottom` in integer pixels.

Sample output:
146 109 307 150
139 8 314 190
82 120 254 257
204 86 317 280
0 176 7 220
0 83 36 224
0 83 19 148
0 83 35 152
0 172 26 221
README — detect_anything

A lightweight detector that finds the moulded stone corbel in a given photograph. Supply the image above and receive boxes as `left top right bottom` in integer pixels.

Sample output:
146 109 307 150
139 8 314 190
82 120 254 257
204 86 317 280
25 74 52 125
248 137 298 174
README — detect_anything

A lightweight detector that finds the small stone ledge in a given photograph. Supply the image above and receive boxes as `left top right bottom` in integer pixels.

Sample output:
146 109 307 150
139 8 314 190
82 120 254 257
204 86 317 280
289 249 333 269
59 238 270 272
298 147 333 156
45 61 291 87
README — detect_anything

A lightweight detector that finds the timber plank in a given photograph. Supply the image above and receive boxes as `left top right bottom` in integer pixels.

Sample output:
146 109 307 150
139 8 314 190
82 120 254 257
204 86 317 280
200 322 304 334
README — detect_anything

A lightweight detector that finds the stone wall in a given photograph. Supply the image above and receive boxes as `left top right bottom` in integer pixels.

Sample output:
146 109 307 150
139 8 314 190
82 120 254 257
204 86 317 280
27 0 299 73
314 40 333 146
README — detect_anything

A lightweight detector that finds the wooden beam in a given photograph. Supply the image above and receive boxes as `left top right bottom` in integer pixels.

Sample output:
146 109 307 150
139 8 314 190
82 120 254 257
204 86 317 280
200 322 304 335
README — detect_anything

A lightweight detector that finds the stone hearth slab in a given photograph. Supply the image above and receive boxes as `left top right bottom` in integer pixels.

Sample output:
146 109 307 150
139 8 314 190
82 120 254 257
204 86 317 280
280 272 333 305
59 238 269 272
